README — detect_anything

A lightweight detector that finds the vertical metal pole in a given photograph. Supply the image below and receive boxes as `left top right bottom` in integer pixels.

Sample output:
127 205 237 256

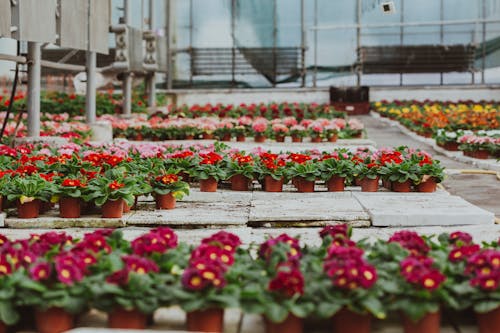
166 0 173 90
272 0 277 87
313 0 318 87
231 0 236 87
300 0 306 88
86 0 97 124
123 0 132 115
440 0 444 85
356 0 361 87
27 42 41 137
481 0 486 84
189 0 193 86
147 0 156 108
399 0 404 86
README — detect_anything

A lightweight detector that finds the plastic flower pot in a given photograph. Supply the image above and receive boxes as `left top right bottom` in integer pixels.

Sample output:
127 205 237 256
236 135 246 142
291 136 303 143
402 311 440 333
441 142 459 151
392 180 412 192
275 135 285 143
202 133 214 140
102 199 124 218
416 178 437 193
155 193 176 209
296 177 315 193
185 135 195 140
476 306 500 333
471 150 490 159
311 136 322 143
254 135 266 143
59 197 81 218
328 134 338 142
382 179 392 190
108 307 147 329
264 176 283 192
17 199 41 218
230 174 251 191
123 201 132 213
326 176 345 192
361 177 379 192
186 308 224 333
265 313 302 333
35 307 74 333
0 321 5 333
332 308 371 333
220 133 232 142
199 177 218 192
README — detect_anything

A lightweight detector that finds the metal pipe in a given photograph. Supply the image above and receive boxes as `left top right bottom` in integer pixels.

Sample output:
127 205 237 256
124 0 131 25
40 60 85 72
356 0 361 86
481 0 486 84
310 17 500 30
0 54 27 64
300 0 305 88
123 73 132 116
313 0 318 88
27 42 41 137
147 0 156 107
231 0 236 87
86 51 97 124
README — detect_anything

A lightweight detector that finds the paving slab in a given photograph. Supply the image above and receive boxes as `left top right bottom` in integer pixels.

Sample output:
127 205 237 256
181 189 252 203
5 214 128 229
249 192 371 227
354 192 495 227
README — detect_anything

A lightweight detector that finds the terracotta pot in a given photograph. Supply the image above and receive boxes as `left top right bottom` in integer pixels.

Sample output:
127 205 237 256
361 177 379 192
17 199 41 218
199 177 218 192
392 180 412 192
123 201 132 213
471 150 490 159
185 135 195 140
476 306 500 333
59 197 81 218
186 308 224 333
326 176 345 192
382 179 392 190
332 308 371 333
220 133 231 142
155 193 176 209
264 176 283 192
108 307 147 329
402 311 440 333
265 313 302 333
0 321 6 333
311 136 322 143
202 133 214 140
417 178 437 193
328 134 338 142
296 177 315 193
275 135 285 143
35 307 74 333
102 199 124 218
291 136 303 143
134 134 143 141
254 135 266 143
230 174 251 191
354 177 363 186
440 141 459 151
236 135 246 142
463 150 473 157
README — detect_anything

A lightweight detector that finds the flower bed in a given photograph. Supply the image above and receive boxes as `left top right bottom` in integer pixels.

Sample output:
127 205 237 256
0 226 499 332
0 142 444 219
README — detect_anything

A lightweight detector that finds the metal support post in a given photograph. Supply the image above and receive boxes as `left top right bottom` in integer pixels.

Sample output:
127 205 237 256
166 0 173 90
231 0 236 88
300 0 306 88
85 51 97 124
481 0 486 84
440 0 444 85
123 0 132 115
313 0 318 88
272 0 277 87
189 0 193 86
27 42 41 137
356 0 361 87
147 0 156 107
400 0 404 86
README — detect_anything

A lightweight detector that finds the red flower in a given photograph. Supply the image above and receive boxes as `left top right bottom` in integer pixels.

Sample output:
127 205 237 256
201 231 241 252
0 256 12 275
56 263 83 285
61 179 85 187
29 261 51 281
109 181 124 190
268 267 305 297
156 174 179 185
182 267 210 291
106 269 129 285
449 231 473 246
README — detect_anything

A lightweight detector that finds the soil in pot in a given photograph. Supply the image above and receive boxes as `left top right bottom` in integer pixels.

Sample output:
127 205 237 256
59 197 81 218
326 176 345 192
155 193 176 209
476 306 500 333
108 307 148 329
392 180 412 192
296 177 315 193
332 308 371 333
264 176 283 192
17 199 41 218
361 177 379 192
402 311 440 333
199 177 218 192
416 178 437 193
265 313 302 333
35 307 74 333
230 174 251 191
186 308 224 333
102 199 124 218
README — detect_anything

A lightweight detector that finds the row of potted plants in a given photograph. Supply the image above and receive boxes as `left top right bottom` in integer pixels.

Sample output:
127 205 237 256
104 115 365 142
0 226 499 333
0 143 444 218
373 100 499 136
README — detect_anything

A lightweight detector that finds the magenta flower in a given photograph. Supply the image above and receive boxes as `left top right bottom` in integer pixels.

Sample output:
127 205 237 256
29 261 51 281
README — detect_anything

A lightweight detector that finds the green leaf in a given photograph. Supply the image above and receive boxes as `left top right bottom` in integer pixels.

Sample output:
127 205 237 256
475 300 500 313
0 301 19 325
265 303 288 323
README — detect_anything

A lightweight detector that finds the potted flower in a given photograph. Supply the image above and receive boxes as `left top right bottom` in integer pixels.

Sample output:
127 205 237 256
308 121 326 143
252 118 270 143
234 116 253 142
190 152 226 192
289 125 307 143
318 152 354 192
0 170 12 211
286 158 319 193
458 134 493 159
4 175 51 218
271 123 289 142
84 175 136 218
240 235 314 333
256 153 287 192
225 153 255 191
325 123 340 142
174 232 243 333
433 129 461 151
0 242 21 332
53 178 87 218
356 160 381 192
378 159 419 193
214 120 234 142
150 173 190 209
414 154 445 193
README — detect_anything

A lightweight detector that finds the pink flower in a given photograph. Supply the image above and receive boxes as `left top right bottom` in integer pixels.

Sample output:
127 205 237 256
29 261 51 281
